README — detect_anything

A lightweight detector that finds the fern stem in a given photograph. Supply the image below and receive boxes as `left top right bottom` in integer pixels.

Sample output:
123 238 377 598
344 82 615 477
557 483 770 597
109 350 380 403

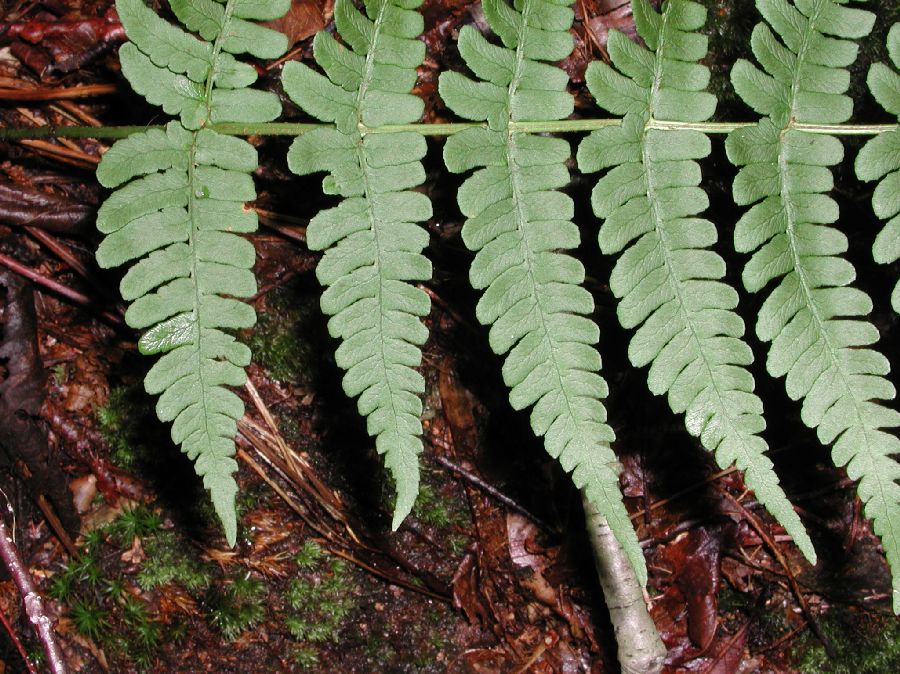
0 120 895 140
582 493 665 674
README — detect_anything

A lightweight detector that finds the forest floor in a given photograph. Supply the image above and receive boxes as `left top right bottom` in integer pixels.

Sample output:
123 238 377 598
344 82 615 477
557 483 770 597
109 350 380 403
1 0 900 672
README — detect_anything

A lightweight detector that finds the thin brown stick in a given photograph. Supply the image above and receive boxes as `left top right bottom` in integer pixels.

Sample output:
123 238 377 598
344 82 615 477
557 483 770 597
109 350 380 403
24 227 122 314
0 84 117 101
629 465 738 520
0 506 67 674
722 491 836 658
0 600 39 674
236 447 446 602
26 227 93 281
0 253 122 325
50 101 104 128
235 446 334 543
18 140 98 167
35 495 77 558
757 621 808 654
433 455 553 533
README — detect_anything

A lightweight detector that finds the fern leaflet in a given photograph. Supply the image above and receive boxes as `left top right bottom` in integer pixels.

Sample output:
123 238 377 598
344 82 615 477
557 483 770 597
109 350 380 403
576 0 815 562
95 0 288 544
439 0 646 584
856 23 900 312
726 0 900 611
282 0 432 528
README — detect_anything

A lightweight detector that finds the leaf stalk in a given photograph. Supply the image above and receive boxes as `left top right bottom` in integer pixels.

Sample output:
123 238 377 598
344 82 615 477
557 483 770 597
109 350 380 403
0 119 895 140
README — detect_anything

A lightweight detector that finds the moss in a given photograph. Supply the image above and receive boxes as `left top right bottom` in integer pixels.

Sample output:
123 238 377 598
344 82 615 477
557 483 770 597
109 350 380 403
206 572 266 641
50 362 69 385
294 540 323 570
793 607 900 674
106 505 163 546
247 283 322 386
96 384 155 472
137 530 213 592
284 546 359 651
45 517 187 671
69 599 109 643
411 477 471 557
292 646 320 669
413 483 454 527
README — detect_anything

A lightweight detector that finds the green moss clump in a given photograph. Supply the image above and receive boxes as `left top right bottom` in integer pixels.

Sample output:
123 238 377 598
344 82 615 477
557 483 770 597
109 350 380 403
69 599 109 642
285 550 358 648
206 572 266 641
292 646 320 669
107 505 163 546
294 540 323 570
247 284 321 386
137 531 213 592
55 562 158 668
96 385 154 471
793 608 900 674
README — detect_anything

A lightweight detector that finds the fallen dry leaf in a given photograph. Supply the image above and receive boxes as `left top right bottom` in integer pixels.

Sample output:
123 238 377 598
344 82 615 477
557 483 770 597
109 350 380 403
264 0 333 48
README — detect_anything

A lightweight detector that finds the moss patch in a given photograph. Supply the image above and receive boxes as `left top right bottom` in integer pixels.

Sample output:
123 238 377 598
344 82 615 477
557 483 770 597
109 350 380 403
793 607 900 674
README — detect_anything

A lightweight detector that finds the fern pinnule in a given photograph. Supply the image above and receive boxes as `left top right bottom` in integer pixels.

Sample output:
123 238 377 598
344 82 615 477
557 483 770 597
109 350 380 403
440 0 645 584
577 0 815 563
728 0 900 611
856 23 900 312
282 0 432 528
95 0 289 544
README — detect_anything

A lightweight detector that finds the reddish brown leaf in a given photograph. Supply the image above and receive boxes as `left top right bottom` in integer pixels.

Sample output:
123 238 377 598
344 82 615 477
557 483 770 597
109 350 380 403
674 528 722 650
699 624 749 674
5 8 125 76
0 179 94 234
264 0 332 48
451 550 492 625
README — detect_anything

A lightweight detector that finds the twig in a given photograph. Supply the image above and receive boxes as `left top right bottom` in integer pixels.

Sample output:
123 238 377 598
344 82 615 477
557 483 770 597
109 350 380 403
0 503 67 674
26 227 92 281
0 601 39 674
757 621 808 654
432 455 554 533
722 491 837 658
35 495 77 558
25 227 123 312
17 140 98 168
0 252 122 325
0 84 117 100
235 446 447 602
582 493 665 674
628 465 738 520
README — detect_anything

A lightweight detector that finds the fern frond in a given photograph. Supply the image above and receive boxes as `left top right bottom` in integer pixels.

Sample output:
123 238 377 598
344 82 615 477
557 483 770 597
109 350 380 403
282 0 431 528
95 0 289 544
577 0 815 562
727 0 900 611
439 0 645 584
856 23 900 312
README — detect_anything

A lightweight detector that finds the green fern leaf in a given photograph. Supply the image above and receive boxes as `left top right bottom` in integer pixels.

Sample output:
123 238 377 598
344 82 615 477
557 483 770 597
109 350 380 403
440 0 645 585
856 23 900 312
282 0 431 529
95 0 288 545
578 0 815 563
727 0 900 611
115 0 283 130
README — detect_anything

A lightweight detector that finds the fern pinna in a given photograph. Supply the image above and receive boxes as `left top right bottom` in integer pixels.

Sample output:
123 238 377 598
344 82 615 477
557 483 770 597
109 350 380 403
281 0 432 528
575 0 815 563
95 0 289 544
439 0 646 582
857 24 900 313
727 0 900 610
